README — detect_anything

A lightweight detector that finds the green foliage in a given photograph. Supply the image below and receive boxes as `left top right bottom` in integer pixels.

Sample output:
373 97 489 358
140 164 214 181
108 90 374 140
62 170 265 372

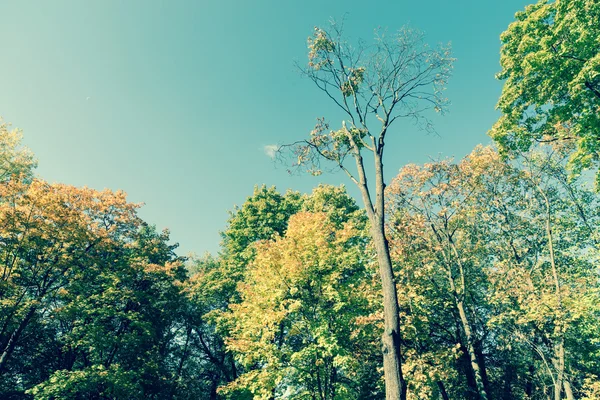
222 210 381 399
4 5 600 395
26 365 142 400
185 185 371 399
387 146 600 399
0 177 196 399
300 184 363 227
491 0 600 182
221 185 302 268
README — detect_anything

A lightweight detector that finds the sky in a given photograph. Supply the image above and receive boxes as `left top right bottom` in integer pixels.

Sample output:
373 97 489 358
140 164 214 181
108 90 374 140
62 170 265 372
0 0 531 256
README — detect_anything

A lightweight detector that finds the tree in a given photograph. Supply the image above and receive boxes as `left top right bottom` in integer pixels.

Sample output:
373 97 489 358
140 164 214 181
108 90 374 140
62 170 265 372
386 146 600 398
187 185 369 399
0 178 194 399
490 0 600 183
280 21 453 399
222 210 380 399
387 149 503 399
487 148 600 400
184 186 303 399
0 118 36 182
0 180 138 380
32 225 188 400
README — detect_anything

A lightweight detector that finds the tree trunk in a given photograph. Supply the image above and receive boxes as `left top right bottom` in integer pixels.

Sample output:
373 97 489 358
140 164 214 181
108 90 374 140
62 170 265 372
439 238 488 400
0 305 36 374
448 239 489 400
456 300 488 400
458 342 480 399
563 379 574 400
371 220 406 400
349 143 407 399
437 381 450 400
538 187 567 400
475 344 492 397
554 339 565 400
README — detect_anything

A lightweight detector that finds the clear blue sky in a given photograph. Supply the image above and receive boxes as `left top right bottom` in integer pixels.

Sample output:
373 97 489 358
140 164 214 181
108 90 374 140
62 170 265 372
0 0 530 256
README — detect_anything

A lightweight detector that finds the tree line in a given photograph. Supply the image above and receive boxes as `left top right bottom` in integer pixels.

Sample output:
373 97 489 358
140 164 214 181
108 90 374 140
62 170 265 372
1 0 599 398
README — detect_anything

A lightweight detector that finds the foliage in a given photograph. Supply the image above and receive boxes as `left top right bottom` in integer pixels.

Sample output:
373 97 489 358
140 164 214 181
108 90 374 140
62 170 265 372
280 20 454 400
491 0 600 182
387 146 600 399
185 185 369 399
0 177 194 399
222 210 381 399
0 118 36 182
2 3 600 397
221 185 302 268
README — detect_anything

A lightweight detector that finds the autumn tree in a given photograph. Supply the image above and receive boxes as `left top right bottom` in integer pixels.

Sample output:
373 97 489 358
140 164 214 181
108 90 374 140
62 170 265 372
0 118 36 182
447 146 600 399
187 184 372 399
280 21 453 399
0 117 248 399
185 186 303 399
386 146 600 399
222 207 381 399
387 150 496 399
487 148 600 400
490 0 600 182
0 178 195 399
0 181 137 380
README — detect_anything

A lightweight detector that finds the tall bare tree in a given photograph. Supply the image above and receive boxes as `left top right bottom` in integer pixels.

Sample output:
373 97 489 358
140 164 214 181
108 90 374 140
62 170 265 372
279 21 453 399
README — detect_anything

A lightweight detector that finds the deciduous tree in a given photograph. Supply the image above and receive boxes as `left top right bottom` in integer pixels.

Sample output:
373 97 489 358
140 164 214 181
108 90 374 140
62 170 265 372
0 118 36 182
222 210 379 399
490 0 600 182
281 22 453 399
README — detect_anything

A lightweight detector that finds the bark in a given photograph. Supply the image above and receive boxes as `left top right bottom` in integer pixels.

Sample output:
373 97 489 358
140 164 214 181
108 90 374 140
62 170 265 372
373 148 407 400
553 327 567 396
0 305 36 374
475 344 491 396
437 381 450 400
455 299 488 400
458 343 480 400
563 379 574 400
349 140 406 399
537 186 567 400
372 220 406 400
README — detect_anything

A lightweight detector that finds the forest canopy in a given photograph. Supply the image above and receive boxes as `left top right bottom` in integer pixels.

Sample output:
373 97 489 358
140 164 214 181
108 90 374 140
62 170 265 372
1 0 599 399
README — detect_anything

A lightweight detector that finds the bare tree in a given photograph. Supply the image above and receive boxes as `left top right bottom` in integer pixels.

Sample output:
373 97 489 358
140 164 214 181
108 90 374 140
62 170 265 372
279 21 453 399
